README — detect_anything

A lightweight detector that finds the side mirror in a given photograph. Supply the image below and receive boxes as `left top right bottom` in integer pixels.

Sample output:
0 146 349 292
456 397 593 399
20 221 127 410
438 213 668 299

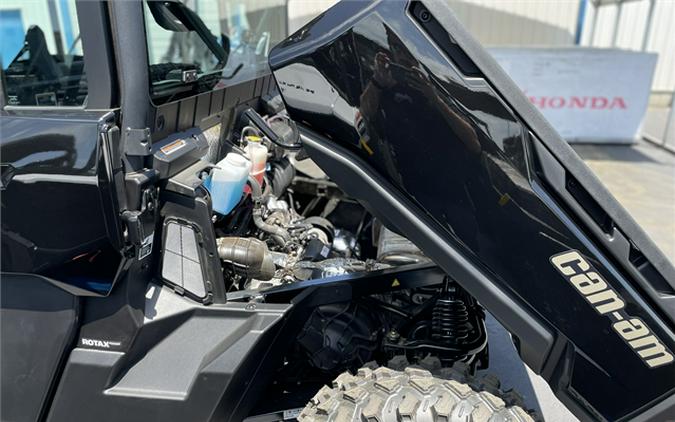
146 0 229 65
146 1 189 32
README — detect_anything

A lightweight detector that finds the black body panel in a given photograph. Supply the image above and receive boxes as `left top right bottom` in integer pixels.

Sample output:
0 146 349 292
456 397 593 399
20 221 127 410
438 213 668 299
0 111 123 294
47 283 290 422
0 0 304 419
45 263 444 422
1 274 79 422
269 1 675 420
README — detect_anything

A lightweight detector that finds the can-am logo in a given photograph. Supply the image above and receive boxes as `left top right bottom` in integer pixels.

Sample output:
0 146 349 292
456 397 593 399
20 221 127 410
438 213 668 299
526 94 627 110
81 338 122 349
551 250 673 368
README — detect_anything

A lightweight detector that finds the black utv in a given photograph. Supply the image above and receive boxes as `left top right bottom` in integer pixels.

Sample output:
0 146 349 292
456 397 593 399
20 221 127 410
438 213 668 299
1 1 674 421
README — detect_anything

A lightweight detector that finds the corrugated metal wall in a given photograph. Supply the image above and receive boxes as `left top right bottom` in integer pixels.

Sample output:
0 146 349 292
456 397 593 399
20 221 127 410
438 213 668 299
286 0 674 96
448 0 580 46
583 0 675 93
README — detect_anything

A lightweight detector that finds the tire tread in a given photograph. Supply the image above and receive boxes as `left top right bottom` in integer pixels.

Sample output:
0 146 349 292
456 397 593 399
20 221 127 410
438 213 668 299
298 363 537 422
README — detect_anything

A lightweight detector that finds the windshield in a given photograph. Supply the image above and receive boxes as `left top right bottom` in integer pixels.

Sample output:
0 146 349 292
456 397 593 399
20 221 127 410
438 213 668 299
144 0 287 104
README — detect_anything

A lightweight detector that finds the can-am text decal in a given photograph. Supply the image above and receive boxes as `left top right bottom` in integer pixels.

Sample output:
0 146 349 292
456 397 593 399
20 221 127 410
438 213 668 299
551 250 673 368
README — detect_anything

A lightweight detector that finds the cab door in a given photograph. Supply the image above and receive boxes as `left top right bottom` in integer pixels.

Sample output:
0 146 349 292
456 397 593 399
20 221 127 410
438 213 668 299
0 2 122 421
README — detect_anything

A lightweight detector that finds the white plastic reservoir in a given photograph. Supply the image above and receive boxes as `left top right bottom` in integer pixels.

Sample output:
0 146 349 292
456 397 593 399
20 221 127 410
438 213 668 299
207 153 251 215
245 138 268 185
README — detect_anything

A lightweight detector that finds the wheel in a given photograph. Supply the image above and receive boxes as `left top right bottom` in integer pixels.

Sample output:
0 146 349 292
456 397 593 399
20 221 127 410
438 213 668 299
298 365 535 422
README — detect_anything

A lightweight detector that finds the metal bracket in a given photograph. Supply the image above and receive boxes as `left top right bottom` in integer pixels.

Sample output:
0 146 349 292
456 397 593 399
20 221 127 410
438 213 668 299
121 186 158 259
124 127 152 156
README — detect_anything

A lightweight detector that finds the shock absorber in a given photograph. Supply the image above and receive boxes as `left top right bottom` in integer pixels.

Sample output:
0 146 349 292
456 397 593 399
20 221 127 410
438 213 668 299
431 278 470 344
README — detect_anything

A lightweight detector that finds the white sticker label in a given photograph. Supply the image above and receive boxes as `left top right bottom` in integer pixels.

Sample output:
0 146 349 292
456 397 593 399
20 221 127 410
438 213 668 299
283 408 302 420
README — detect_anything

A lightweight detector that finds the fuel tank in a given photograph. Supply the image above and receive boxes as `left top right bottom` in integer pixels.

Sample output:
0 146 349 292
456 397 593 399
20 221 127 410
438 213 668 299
269 1 675 420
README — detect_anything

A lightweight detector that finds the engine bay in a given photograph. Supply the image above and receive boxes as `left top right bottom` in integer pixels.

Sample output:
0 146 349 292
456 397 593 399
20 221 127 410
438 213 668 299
155 107 488 387
192 110 432 294
214 158 424 292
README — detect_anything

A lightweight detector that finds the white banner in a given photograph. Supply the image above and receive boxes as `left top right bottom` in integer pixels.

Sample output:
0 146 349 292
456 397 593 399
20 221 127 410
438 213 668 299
489 48 657 144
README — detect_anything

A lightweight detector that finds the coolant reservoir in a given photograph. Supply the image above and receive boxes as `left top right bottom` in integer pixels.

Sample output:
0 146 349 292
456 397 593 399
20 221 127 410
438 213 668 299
244 136 268 185
207 153 251 215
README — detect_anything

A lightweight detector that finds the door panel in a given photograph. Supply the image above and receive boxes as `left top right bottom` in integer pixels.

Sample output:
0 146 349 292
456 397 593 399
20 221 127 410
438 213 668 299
1 112 122 293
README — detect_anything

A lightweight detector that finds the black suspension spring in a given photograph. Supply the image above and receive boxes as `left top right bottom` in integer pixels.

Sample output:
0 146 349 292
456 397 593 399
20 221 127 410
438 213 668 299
431 280 470 343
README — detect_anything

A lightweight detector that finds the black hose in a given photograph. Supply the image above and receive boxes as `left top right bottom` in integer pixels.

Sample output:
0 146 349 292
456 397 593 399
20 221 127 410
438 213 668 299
270 157 295 197
248 176 290 247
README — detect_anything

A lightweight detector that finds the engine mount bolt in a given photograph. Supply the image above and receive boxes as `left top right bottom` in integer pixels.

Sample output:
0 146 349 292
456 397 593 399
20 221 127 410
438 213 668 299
387 329 401 342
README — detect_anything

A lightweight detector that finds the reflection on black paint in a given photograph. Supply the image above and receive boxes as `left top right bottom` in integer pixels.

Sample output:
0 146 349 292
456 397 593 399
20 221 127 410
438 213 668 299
0 114 113 286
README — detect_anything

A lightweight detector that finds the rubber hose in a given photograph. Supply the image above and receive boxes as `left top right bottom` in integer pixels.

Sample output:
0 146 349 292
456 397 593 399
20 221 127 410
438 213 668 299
248 176 291 247
248 174 264 200
270 157 296 198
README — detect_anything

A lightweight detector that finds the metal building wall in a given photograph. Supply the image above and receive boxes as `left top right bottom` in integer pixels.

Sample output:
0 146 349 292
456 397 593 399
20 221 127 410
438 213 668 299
447 0 580 46
287 0 581 45
583 0 675 94
286 0 673 96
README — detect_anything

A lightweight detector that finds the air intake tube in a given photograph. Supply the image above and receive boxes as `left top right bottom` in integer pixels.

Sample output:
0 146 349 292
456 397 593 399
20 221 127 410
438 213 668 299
216 237 275 280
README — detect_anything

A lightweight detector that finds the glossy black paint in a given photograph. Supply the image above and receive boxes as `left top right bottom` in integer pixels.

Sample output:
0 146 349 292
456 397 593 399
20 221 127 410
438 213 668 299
0 111 123 294
269 1 675 419
20 71 294 421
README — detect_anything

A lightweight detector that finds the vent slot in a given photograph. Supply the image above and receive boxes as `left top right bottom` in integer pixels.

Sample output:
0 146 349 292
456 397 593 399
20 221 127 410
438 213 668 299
629 243 674 295
629 242 648 267
565 175 615 235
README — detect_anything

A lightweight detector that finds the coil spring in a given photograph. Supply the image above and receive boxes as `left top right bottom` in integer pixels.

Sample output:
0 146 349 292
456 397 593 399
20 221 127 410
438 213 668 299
431 296 470 343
